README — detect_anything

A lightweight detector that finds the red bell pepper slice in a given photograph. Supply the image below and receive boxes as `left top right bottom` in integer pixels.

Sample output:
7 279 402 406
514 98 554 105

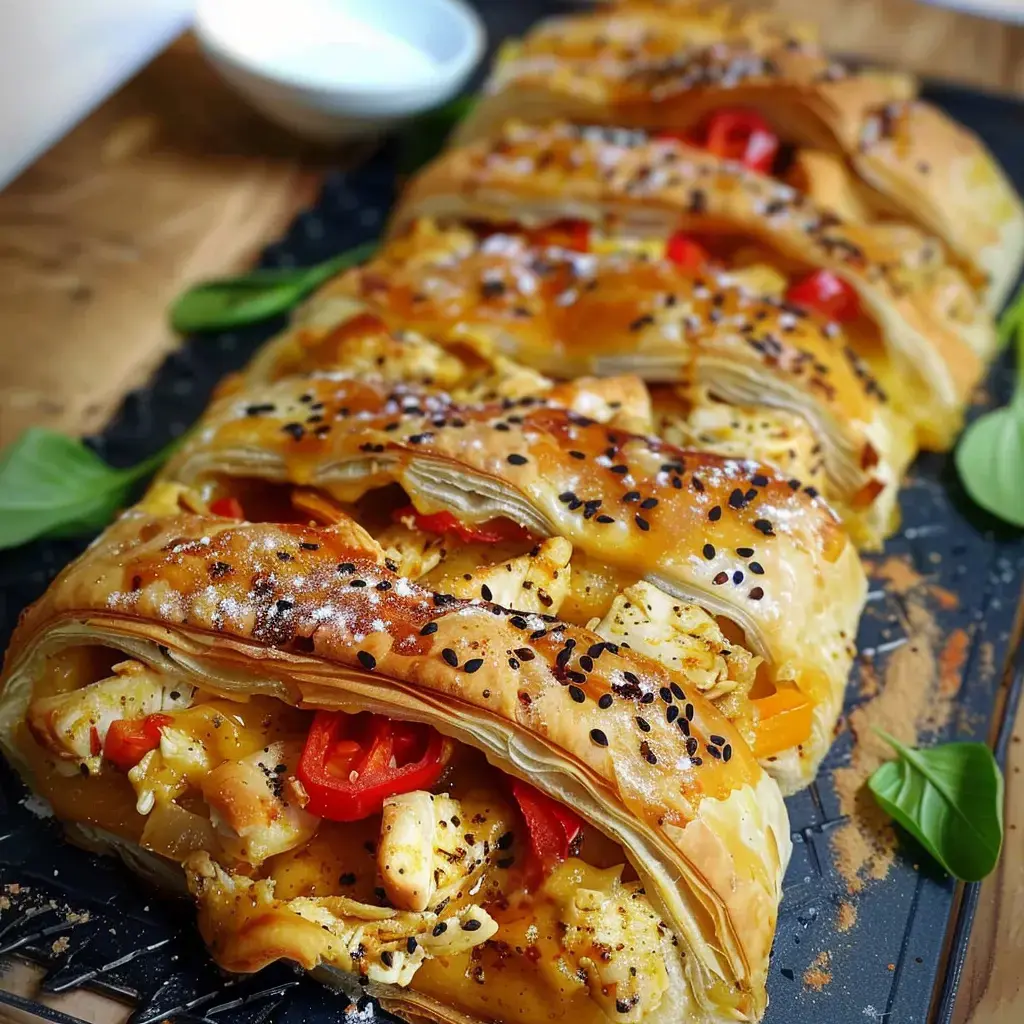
297 711 451 822
209 496 245 519
785 270 862 322
694 109 780 174
511 779 583 884
104 714 173 771
665 232 710 271
529 219 591 252
392 505 531 545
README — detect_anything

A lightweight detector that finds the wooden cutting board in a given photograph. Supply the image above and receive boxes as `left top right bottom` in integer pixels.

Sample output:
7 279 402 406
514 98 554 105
0 3 1021 1022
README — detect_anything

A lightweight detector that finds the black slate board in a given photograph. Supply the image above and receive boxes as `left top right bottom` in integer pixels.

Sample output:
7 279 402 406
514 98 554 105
1 3 1023 1022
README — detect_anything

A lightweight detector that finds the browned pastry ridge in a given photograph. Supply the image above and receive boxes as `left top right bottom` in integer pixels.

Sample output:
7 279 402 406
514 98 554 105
0 511 789 1024
160 366 866 793
394 120 996 450
273 219 916 548
456 5 1024 310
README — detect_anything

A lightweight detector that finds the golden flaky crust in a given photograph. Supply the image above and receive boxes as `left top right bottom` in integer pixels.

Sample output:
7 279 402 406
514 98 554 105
394 121 995 448
162 371 866 785
458 8 1024 310
1 511 790 1021
296 221 914 547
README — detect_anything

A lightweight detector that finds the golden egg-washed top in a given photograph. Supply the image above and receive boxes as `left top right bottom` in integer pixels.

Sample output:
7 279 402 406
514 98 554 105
458 8 1024 311
309 222 904 520
162 373 865 711
1 511 790 1022
394 120 995 447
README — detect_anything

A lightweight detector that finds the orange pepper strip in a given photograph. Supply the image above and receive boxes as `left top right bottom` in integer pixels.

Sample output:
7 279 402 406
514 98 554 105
751 686 815 759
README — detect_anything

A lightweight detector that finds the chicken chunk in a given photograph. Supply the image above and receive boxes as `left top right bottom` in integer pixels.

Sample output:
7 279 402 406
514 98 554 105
201 740 319 866
592 582 759 703
377 790 514 913
429 537 573 615
552 863 671 1024
27 660 196 774
187 850 497 984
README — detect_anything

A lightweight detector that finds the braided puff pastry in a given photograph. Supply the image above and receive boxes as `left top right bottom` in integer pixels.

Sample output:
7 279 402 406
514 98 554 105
393 121 995 449
160 368 866 792
291 221 914 548
456 9 1024 310
0 511 790 1024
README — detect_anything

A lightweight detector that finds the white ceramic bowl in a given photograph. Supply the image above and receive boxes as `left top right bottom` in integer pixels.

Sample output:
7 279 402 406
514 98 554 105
194 0 486 142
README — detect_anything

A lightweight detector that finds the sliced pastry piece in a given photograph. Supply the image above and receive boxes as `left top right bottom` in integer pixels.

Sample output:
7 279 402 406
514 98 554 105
159 371 867 791
393 121 996 448
1 511 791 1024
297 220 914 547
455 8 1024 310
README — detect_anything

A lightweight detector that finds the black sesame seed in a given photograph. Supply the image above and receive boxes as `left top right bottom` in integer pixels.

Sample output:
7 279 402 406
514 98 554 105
678 717 690 736
752 474 769 487
480 584 493 602
686 737 699 756
588 643 606 659
685 703 694 721
376 580 392 591
276 550 292 561
510 615 529 629
381 952 394 967
598 694 613 709
728 488 746 509
635 515 650 531
670 682 685 700
590 729 609 747
569 450 586 459
357 651 377 671
749 586 765 600
623 670 639 686
276 599 293 613
530 629 547 640
666 705 679 723
691 756 703 766
579 655 594 672
497 831 514 850
433 923 448 936
640 497 658 509
623 491 641 503
750 561 764 575
723 744 733 762
596 514 615 524
569 685 586 703
515 648 535 661
420 622 438 636
508 658 520 670
350 579 367 588
710 734 726 745
300 541 319 551
754 519 775 535
507 454 528 465
636 716 651 732
640 692 655 705
442 648 459 667
407 937 418 954
282 422 305 440
659 686 674 703
338 562 355 573
707 745 722 760
642 743 658 766
566 670 587 684
464 658 484 674
462 918 482 931
702 543 716 560
709 506 722 522
733 570 744 585
559 491 577 504
611 464 629 475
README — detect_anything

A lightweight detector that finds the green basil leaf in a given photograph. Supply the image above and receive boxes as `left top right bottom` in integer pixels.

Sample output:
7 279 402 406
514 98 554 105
0 428 177 550
956 295 1024 527
399 93 478 175
170 241 377 333
868 730 1004 881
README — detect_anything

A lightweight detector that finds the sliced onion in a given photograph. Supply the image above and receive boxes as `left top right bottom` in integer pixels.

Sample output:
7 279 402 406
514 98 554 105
140 801 217 861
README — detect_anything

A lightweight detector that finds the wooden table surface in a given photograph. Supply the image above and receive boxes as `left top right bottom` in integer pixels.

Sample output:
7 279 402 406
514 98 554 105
0 1 1021 1022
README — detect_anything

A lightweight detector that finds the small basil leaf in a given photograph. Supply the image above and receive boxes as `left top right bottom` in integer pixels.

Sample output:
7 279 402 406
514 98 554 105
868 730 1004 881
956 295 1024 527
170 241 377 333
0 428 177 550
399 93 478 175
